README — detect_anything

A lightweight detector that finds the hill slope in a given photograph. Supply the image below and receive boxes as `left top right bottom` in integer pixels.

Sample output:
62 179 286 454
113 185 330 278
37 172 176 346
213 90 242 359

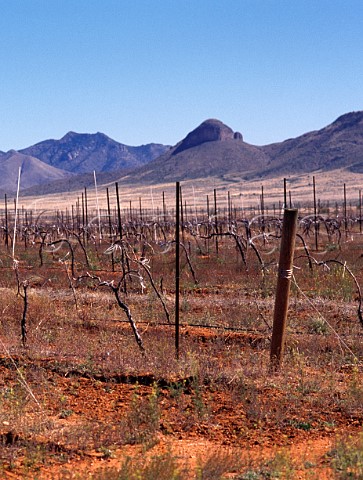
3 111 363 193
261 111 363 176
122 119 269 183
120 112 363 184
0 151 73 192
20 132 169 174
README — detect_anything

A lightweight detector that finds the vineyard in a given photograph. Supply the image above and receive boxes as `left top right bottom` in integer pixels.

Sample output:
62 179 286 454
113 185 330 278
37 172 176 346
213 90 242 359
0 181 362 479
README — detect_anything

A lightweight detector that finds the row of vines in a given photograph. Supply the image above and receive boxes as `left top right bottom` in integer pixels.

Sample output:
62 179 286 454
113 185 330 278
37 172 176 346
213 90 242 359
0 180 362 365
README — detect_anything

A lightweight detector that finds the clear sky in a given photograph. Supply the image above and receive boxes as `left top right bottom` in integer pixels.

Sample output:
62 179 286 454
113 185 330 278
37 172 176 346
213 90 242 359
0 0 362 152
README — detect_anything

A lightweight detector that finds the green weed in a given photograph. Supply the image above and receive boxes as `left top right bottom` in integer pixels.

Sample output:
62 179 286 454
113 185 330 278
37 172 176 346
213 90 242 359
329 432 363 478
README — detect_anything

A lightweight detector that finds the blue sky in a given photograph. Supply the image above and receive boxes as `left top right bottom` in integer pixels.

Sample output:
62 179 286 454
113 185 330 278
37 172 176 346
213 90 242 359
0 0 362 151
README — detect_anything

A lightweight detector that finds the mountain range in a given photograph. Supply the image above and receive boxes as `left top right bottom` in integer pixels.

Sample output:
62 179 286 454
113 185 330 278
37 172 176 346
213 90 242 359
0 134 169 193
123 112 363 184
19 132 169 173
1 110 363 193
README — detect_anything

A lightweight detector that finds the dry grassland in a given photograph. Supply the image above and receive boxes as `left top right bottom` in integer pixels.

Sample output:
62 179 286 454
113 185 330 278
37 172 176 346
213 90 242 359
7 168 363 214
0 170 362 479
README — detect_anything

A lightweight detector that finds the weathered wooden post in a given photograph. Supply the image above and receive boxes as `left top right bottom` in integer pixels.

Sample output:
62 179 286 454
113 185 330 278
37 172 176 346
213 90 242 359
270 208 298 370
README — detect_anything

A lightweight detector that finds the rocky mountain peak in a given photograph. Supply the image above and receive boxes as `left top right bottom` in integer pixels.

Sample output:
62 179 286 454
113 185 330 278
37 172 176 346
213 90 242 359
330 111 363 130
60 131 78 141
173 119 240 155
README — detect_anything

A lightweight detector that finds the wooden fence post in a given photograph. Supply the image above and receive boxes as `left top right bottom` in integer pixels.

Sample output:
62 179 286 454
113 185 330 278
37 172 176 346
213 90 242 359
270 208 298 370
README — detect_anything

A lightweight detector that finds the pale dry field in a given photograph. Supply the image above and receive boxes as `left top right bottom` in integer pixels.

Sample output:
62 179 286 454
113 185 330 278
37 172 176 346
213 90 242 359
6 168 363 215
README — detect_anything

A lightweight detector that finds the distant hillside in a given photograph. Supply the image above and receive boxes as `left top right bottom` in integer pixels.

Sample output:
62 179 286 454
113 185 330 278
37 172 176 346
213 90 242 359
122 119 269 183
261 111 363 176
20 132 169 174
2 111 363 194
121 111 363 184
0 151 72 192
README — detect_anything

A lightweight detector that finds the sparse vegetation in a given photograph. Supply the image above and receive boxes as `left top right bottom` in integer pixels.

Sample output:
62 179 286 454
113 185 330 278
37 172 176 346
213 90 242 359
0 190 362 478
329 433 363 479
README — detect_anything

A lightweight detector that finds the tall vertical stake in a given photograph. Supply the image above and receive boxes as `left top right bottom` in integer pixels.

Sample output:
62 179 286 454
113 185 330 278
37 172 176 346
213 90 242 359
359 189 362 234
162 191 166 223
115 182 127 292
84 187 89 242
106 187 115 272
115 182 122 241
179 184 185 244
81 193 85 245
261 185 265 239
206 194 210 254
344 183 347 237
93 171 102 242
71 204 75 231
175 181 180 359
139 197 142 222
283 178 287 208
270 208 298 370
228 191 231 231
12 166 22 259
4 194 8 249
313 176 318 251
214 188 219 255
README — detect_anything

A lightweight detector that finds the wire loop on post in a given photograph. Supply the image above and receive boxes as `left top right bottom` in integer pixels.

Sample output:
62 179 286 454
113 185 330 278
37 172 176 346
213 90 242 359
279 268 293 279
